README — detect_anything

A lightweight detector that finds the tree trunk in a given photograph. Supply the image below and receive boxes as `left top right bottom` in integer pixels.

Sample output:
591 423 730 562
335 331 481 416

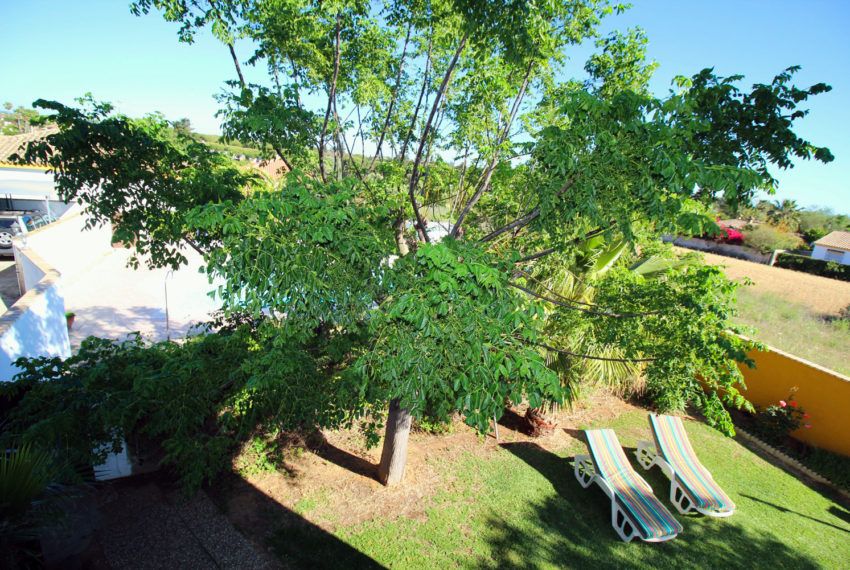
378 398 413 486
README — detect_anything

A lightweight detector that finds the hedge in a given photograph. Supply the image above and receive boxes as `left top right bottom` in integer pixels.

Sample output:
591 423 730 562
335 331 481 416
774 252 850 282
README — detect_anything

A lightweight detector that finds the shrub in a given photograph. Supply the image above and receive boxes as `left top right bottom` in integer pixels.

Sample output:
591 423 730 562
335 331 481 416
0 316 367 491
750 388 810 447
743 224 804 253
774 252 850 282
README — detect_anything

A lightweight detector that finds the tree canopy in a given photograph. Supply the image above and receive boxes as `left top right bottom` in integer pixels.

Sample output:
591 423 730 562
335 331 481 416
15 0 834 485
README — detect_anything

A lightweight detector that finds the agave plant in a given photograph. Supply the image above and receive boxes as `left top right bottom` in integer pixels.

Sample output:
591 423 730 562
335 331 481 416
0 443 68 566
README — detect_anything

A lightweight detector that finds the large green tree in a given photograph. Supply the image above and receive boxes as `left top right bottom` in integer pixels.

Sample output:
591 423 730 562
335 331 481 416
19 0 833 486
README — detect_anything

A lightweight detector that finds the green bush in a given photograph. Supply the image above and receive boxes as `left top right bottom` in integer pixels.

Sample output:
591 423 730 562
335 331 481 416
750 390 809 447
774 252 850 282
743 224 804 253
0 316 367 491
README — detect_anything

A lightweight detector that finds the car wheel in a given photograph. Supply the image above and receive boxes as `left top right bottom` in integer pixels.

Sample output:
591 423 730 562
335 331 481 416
0 231 13 248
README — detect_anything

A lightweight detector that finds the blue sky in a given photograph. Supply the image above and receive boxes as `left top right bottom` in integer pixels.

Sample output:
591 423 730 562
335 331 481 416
2 0 848 213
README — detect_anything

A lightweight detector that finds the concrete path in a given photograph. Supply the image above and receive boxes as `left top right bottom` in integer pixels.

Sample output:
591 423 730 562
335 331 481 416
22 205 225 346
92 482 277 569
62 247 223 347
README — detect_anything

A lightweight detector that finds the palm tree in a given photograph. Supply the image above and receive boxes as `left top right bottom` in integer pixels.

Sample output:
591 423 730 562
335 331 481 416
520 237 695 435
767 199 801 231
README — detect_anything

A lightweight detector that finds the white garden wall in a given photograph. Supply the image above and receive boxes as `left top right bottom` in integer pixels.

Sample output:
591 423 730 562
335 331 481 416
0 247 70 381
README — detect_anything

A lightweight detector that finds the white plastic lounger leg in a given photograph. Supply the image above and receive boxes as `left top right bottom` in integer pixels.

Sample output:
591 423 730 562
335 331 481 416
635 440 657 471
669 479 695 515
575 458 640 543
610 499 640 542
574 454 595 488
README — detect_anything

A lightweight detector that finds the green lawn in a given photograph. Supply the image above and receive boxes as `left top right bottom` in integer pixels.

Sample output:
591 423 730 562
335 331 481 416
733 287 850 375
269 410 850 569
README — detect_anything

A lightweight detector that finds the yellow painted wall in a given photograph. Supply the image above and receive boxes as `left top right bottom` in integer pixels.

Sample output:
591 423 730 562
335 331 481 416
739 346 850 457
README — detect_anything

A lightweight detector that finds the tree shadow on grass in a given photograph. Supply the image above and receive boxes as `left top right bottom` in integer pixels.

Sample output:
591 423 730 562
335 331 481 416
741 494 850 534
829 504 850 526
485 442 823 570
209 473 385 570
308 437 378 482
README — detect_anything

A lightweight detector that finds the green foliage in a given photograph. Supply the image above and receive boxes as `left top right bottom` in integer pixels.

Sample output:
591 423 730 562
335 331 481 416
586 258 756 434
774 252 850 282
743 224 805 253
355 240 561 433
798 207 850 244
677 67 833 206
750 390 808 448
0 104 45 136
1 317 364 491
194 133 264 158
217 83 320 167
11 0 836 475
0 444 74 566
14 96 260 269
585 28 658 98
189 173 393 341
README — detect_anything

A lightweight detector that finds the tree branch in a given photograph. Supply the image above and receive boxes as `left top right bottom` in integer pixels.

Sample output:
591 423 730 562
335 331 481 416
371 22 412 170
528 340 658 363
509 281 662 318
399 36 432 164
451 62 534 238
408 33 469 242
319 14 342 183
479 175 577 243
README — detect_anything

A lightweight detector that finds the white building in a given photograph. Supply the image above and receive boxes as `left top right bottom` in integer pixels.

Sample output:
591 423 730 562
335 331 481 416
811 231 850 265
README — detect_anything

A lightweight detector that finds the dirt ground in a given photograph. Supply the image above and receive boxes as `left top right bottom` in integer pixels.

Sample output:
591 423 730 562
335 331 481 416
691 250 850 316
0 258 21 309
218 393 638 539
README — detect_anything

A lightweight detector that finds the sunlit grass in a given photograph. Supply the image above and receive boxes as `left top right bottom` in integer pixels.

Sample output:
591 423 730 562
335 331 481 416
270 411 850 569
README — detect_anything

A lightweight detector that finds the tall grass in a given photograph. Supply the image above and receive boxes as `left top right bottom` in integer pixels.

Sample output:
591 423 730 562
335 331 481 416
734 287 850 375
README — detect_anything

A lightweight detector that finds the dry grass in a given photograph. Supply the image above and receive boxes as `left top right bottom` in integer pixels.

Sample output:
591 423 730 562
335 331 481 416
221 392 636 534
694 250 850 316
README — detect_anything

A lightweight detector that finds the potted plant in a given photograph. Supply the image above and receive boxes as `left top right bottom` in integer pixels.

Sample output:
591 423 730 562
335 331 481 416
65 311 76 331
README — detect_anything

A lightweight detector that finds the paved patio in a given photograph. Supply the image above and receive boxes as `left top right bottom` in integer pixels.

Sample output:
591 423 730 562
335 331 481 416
22 207 224 346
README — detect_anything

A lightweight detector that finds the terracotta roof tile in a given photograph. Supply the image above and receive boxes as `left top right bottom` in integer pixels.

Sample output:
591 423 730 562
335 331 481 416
814 230 850 251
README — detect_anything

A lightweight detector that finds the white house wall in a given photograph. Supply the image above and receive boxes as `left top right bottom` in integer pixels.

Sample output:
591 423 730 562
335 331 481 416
0 248 70 381
811 245 850 266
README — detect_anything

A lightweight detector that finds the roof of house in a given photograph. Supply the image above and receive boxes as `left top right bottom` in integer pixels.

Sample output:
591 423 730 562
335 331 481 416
0 127 58 164
814 230 850 251
252 157 290 179
719 219 752 231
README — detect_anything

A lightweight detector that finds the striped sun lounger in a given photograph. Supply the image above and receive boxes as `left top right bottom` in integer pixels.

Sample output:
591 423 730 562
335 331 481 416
575 429 683 542
636 414 736 518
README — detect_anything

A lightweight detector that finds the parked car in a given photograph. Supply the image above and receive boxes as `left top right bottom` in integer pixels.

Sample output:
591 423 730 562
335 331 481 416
0 214 47 251
0 218 19 250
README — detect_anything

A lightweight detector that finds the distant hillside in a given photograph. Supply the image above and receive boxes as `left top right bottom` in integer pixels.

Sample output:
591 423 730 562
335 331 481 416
195 134 263 159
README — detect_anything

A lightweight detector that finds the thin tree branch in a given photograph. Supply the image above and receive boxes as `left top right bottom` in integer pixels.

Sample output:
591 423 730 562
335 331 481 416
399 36 432 164
371 22 412 169
509 282 662 318
451 63 533 238
528 340 658 363
479 175 577 243
409 33 469 243
319 14 342 183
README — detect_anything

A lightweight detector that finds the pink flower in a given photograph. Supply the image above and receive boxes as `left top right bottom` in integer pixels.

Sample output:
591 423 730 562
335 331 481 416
789 401 798 408
803 413 810 419
779 400 787 408
804 424 812 429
